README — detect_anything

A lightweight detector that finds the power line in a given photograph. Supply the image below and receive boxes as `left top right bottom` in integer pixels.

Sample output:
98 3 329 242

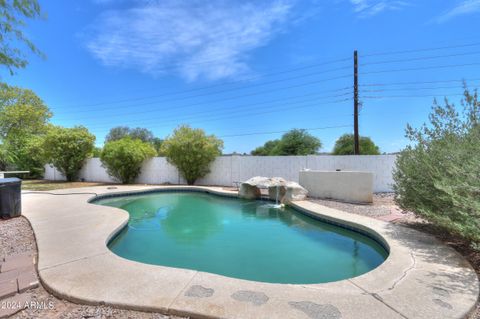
54 75 352 118
57 88 352 123
148 55 350 75
55 71 352 115
360 42 480 58
360 78 480 87
361 93 464 99
77 97 353 131
360 62 480 76
360 84 475 93
360 51 480 67
219 125 353 138
53 58 351 110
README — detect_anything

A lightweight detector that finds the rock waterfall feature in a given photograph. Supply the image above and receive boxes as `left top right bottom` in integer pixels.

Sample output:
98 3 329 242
238 176 308 203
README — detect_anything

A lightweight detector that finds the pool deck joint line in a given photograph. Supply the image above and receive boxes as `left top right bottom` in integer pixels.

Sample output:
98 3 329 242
22 185 479 319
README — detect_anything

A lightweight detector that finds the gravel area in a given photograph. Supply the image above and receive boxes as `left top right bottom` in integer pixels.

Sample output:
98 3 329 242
308 193 416 220
0 217 186 319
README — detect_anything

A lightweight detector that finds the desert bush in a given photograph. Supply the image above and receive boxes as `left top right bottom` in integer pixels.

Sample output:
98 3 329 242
393 88 480 247
101 137 156 184
161 125 223 185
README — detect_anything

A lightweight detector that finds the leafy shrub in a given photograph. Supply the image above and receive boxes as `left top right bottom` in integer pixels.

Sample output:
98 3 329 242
161 125 223 185
0 142 16 171
13 135 46 177
101 137 156 184
393 88 480 247
332 134 380 155
43 126 95 181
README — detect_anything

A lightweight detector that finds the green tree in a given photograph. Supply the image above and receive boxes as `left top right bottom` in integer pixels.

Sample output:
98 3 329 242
105 126 130 142
0 83 51 176
0 83 51 140
105 126 155 143
43 126 95 181
105 126 164 155
161 125 223 185
92 147 102 157
100 137 156 184
251 140 280 156
130 127 154 142
276 129 321 155
0 0 44 74
332 134 380 155
152 137 164 155
250 129 321 156
393 88 480 248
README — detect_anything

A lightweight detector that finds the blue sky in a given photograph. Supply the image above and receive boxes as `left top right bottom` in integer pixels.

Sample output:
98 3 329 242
5 0 480 154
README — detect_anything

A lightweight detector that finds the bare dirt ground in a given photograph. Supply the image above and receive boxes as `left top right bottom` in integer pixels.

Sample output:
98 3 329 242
2 184 477 318
21 180 110 191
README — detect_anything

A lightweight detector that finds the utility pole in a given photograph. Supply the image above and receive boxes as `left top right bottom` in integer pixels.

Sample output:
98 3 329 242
353 50 360 155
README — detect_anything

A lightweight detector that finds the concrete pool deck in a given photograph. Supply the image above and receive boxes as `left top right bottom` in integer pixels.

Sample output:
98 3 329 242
21 185 478 319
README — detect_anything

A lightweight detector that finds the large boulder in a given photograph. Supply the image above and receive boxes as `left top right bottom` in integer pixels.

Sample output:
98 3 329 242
238 176 307 203
284 181 308 202
242 176 286 188
239 183 262 199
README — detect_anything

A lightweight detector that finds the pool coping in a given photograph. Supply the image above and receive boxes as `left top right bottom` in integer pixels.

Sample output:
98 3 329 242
22 185 479 319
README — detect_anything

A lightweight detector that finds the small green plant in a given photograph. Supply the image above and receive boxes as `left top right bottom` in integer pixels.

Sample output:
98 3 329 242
161 125 223 185
393 87 480 248
43 126 95 181
332 134 380 155
101 137 156 184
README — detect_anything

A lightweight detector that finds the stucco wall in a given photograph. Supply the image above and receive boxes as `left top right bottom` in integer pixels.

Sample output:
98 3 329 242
299 170 374 203
44 155 397 192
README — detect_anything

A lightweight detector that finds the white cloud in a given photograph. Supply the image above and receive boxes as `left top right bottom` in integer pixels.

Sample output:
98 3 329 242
349 0 409 17
84 0 294 81
435 0 480 23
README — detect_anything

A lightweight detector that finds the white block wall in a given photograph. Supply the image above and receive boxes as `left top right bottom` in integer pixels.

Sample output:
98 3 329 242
44 155 397 192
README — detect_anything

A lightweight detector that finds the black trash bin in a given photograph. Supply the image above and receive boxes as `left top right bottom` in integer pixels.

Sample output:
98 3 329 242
0 178 22 219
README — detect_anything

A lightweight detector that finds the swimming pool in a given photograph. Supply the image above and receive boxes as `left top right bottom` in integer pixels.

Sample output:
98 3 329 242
95 191 387 284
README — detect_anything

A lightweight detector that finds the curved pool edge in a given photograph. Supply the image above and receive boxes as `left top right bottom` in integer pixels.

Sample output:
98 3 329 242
22 185 479 319
89 187 390 259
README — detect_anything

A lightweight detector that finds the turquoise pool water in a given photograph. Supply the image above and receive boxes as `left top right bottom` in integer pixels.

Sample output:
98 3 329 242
96 191 387 284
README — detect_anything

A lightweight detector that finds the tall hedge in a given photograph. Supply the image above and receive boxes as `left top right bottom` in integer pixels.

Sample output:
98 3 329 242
393 88 480 248
101 137 156 184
